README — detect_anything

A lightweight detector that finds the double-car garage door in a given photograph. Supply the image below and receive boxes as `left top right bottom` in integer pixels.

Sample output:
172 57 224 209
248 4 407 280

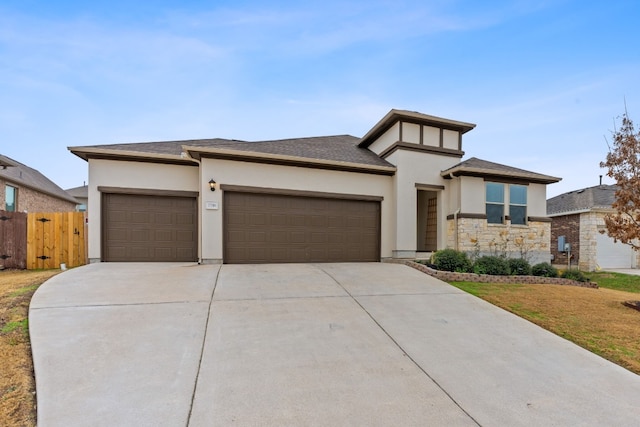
102 190 380 263
223 191 381 263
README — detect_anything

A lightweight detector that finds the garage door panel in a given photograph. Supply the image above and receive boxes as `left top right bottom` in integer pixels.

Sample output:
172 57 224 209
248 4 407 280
176 231 195 242
154 230 173 242
224 192 380 263
104 193 197 262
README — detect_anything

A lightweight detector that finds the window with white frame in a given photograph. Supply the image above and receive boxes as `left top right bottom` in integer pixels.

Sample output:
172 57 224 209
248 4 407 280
509 184 527 225
5 185 16 212
485 182 504 224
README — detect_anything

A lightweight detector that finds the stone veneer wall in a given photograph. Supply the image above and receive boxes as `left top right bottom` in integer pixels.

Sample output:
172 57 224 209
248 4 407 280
402 260 598 288
446 217 551 265
579 212 600 272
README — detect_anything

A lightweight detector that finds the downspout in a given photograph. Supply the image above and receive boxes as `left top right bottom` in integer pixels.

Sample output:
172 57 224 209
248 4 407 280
454 208 461 251
182 152 203 264
450 172 461 251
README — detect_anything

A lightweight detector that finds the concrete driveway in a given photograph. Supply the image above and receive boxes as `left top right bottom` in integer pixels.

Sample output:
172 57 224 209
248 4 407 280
30 262 640 426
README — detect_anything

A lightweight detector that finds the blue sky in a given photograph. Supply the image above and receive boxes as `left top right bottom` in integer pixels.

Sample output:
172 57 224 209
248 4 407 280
1 0 639 197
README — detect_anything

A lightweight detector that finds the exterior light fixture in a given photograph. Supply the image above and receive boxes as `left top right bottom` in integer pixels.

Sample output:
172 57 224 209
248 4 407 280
209 179 216 192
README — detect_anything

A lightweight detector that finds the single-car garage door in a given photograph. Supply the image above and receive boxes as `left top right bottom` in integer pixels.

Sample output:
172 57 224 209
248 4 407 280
224 191 380 263
596 231 636 269
103 193 197 262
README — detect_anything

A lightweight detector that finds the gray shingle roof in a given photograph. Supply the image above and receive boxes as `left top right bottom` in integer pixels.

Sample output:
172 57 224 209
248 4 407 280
441 157 561 184
547 185 617 215
0 155 78 204
71 135 395 169
65 184 88 199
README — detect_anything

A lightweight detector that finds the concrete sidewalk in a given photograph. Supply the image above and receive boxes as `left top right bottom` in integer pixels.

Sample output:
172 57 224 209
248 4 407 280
30 262 640 426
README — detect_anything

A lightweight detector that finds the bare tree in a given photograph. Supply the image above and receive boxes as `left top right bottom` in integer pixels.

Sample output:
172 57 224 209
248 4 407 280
600 109 640 249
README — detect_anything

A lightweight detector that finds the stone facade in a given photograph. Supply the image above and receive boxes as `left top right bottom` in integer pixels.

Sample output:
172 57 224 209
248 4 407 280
1 179 77 213
447 217 551 265
579 212 600 271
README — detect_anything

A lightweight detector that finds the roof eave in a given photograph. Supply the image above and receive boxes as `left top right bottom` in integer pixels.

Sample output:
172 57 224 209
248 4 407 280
442 168 561 185
68 146 198 166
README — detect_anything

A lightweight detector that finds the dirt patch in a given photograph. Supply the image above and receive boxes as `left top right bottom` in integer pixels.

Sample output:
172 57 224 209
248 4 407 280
0 270 59 427
462 283 640 375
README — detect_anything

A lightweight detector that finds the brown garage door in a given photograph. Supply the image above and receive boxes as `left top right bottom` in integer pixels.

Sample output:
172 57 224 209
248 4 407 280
103 193 197 262
224 191 380 263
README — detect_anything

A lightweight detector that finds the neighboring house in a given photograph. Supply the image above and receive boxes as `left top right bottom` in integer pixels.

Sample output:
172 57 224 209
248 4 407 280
69 109 560 264
66 184 88 212
0 154 78 213
547 184 640 271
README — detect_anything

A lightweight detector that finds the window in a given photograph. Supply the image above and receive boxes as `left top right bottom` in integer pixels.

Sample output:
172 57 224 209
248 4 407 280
485 182 504 224
510 185 527 225
5 185 16 212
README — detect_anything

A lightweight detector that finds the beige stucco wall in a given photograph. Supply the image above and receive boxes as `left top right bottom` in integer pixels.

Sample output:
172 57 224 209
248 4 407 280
87 159 200 261
386 150 459 256
403 123 421 144
423 126 439 147
457 177 548 217
442 130 459 150
368 123 400 155
200 158 394 262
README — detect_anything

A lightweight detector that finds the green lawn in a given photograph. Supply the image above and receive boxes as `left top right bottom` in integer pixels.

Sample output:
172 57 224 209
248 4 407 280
583 271 640 293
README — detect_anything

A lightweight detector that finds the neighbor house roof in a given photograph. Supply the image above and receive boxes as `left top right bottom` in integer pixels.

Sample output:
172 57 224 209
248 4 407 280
65 184 88 199
70 135 397 175
547 184 617 215
441 157 561 184
0 155 78 204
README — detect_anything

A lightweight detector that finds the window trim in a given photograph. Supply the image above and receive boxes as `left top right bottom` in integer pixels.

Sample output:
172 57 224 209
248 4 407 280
485 182 505 224
509 184 528 225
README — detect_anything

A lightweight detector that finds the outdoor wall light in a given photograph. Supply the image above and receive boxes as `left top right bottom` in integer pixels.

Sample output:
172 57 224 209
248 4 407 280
209 179 216 192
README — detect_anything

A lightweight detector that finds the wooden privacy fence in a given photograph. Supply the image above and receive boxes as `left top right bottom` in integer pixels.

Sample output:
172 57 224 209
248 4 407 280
0 210 87 270
0 210 27 269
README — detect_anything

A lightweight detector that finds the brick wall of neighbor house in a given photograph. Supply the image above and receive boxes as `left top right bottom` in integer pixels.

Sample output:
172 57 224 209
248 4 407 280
550 213 580 269
11 184 76 212
446 217 551 264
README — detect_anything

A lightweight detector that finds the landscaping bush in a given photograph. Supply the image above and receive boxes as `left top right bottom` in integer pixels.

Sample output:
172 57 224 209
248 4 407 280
507 258 532 276
473 256 510 275
431 249 472 272
561 269 588 282
531 262 558 278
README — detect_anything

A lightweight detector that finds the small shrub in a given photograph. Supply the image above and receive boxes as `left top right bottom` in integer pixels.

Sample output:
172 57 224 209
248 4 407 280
431 249 472 272
507 258 531 276
561 269 588 282
473 256 510 275
531 262 558 278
